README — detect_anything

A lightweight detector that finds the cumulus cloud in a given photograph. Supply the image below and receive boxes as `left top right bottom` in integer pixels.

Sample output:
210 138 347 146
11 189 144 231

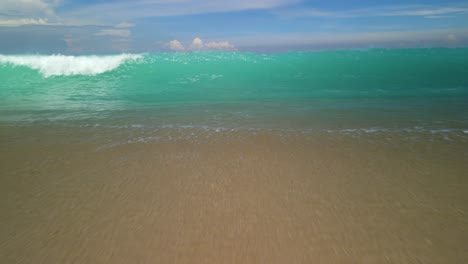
167 40 185 51
189 37 204 50
188 37 236 51
95 29 131 37
165 38 236 52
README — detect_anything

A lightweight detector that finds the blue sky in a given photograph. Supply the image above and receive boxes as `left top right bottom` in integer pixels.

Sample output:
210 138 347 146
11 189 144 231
1 0 468 53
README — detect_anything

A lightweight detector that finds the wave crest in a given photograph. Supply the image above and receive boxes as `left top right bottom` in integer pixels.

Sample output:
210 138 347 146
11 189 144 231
0 54 142 77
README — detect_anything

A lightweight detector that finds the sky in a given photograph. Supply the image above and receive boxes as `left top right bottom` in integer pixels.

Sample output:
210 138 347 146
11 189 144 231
0 0 468 54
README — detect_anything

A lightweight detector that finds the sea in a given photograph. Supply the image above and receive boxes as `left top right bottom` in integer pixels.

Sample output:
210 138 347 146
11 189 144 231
1 49 468 134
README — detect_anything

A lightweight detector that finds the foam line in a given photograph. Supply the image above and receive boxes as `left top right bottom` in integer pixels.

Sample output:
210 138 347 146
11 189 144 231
0 54 142 77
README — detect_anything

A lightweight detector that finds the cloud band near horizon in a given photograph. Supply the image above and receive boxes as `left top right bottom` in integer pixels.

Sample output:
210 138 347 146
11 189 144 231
1 0 468 54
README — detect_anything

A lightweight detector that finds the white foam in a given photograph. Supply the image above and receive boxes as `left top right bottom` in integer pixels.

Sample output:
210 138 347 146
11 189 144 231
430 129 452 134
0 54 142 77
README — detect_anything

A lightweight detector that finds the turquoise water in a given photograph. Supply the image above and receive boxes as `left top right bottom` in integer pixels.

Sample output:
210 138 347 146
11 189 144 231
1 49 468 134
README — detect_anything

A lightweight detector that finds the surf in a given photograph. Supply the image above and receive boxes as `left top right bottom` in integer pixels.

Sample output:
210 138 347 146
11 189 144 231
0 54 142 77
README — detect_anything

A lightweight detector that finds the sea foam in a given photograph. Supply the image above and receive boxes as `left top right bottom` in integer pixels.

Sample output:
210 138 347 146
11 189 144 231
0 54 142 77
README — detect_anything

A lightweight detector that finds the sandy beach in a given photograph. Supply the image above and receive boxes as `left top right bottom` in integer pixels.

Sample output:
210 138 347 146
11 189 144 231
1 126 467 263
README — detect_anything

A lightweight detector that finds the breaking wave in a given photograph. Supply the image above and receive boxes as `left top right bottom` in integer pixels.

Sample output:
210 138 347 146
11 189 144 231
0 54 142 77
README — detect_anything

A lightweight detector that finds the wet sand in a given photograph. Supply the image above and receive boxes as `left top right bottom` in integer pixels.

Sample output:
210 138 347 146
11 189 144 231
1 126 468 263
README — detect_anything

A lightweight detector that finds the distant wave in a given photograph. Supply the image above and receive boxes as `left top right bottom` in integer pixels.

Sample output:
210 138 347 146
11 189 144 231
0 54 142 77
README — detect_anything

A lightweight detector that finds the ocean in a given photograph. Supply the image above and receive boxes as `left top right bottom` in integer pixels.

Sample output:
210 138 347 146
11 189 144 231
1 49 468 132
1 49 468 263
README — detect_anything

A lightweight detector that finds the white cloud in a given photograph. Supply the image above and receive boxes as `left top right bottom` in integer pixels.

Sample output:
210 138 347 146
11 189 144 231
189 37 204 50
205 41 236 51
188 37 236 51
167 40 185 51
275 5 468 19
424 15 451 19
381 7 468 17
95 29 131 37
274 8 332 18
62 0 299 23
0 18 49 26
0 0 60 26
94 22 135 38
0 0 57 16
166 37 236 52
115 22 135 28
95 22 135 38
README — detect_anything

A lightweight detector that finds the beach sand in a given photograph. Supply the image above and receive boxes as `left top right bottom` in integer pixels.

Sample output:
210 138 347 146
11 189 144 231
1 126 468 263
